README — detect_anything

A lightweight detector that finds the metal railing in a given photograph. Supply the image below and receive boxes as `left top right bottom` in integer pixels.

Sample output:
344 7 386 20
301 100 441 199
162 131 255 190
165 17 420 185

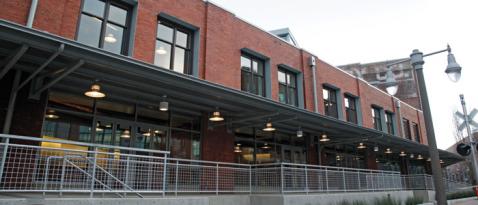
0 134 470 197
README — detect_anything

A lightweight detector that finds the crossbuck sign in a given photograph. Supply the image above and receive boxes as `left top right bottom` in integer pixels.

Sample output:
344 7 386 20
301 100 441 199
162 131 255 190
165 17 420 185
456 108 478 131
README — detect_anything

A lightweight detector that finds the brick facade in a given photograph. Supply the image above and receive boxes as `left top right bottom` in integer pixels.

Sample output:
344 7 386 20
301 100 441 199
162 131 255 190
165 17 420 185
0 0 428 165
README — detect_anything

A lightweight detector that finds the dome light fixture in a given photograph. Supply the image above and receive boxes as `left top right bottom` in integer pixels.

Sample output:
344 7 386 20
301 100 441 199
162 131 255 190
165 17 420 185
373 146 379 152
385 148 392 154
159 95 169 112
319 134 330 142
120 130 131 138
45 110 59 119
209 108 224 122
410 154 415 159
234 146 242 153
399 151 407 157
357 143 366 149
445 45 462 82
263 121 275 132
384 66 399 96
336 155 341 161
84 82 106 98
261 143 271 149
296 126 303 138
417 155 424 160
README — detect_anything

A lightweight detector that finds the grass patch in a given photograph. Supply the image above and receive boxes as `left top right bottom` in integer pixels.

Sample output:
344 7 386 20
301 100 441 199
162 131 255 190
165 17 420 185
447 190 475 200
405 196 424 205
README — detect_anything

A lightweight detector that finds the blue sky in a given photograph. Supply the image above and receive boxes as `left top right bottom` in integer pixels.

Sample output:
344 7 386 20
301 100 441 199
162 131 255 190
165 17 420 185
212 0 478 149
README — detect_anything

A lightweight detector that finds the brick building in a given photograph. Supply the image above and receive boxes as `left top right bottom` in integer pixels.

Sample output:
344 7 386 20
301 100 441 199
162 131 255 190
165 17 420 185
0 0 462 196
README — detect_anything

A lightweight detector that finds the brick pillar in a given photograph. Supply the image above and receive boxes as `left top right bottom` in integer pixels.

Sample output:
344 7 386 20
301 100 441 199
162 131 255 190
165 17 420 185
365 150 378 170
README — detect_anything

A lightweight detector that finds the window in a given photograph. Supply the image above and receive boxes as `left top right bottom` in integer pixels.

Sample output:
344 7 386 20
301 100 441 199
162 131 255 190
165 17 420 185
385 112 394 134
371 107 382 131
154 19 193 74
241 54 265 96
323 87 338 118
412 122 421 143
403 118 412 140
77 0 131 54
278 69 297 106
344 95 357 124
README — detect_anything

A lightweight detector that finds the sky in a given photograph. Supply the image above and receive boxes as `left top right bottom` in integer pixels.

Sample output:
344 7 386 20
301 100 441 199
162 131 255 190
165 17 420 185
212 0 478 149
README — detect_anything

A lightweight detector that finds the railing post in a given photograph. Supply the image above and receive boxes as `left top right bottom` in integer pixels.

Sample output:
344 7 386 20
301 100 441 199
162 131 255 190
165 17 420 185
90 147 98 198
280 163 284 193
325 167 329 193
0 137 10 185
175 161 178 196
249 165 252 194
43 157 51 197
342 168 346 192
124 156 130 198
162 154 168 197
357 171 361 191
215 163 219 195
59 156 67 197
304 165 308 194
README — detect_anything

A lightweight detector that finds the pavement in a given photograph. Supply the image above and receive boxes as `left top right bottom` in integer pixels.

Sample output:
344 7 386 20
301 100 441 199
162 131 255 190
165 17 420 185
451 198 478 205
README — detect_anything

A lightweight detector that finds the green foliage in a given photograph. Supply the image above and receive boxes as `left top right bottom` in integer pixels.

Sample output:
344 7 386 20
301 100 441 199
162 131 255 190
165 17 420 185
373 195 401 205
336 200 367 205
446 190 475 200
405 196 424 205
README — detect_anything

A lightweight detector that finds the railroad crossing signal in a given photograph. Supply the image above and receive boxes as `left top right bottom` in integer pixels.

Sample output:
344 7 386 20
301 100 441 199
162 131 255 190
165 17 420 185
456 108 478 131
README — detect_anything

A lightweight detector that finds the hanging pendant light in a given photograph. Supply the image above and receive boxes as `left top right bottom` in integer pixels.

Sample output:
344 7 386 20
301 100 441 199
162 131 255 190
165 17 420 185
120 130 131 138
319 134 330 142
104 33 117 43
209 108 224 122
155 46 167 55
427 158 431 162
410 154 415 159
385 148 392 154
440 160 444 164
336 155 341 161
296 126 303 138
84 82 106 98
399 151 407 157
45 110 59 119
263 122 275 132
357 143 366 149
417 155 424 160
373 146 379 152
159 95 169 112
260 143 271 149
234 146 242 153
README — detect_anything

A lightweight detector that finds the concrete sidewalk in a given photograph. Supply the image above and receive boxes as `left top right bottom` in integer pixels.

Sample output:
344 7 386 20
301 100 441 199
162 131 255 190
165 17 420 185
449 197 478 205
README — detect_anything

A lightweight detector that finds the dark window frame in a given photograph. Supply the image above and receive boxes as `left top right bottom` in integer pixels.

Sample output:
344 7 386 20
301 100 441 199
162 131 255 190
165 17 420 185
371 106 382 131
385 111 394 134
155 18 194 74
278 68 298 106
323 86 338 118
403 118 412 140
241 53 266 96
344 95 357 124
77 0 132 55
412 122 421 143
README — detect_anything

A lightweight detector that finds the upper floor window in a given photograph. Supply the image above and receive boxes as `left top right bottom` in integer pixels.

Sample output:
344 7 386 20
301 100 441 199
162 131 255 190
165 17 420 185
154 19 193 74
371 107 382 131
241 54 265 96
344 95 357 124
385 112 394 134
403 118 412 140
412 122 421 143
77 0 131 55
278 69 297 106
323 87 338 118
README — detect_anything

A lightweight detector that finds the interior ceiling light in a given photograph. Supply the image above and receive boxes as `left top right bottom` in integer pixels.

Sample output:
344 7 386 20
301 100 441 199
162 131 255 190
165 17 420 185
45 110 59 119
410 154 415 159
417 155 424 160
373 146 379 152
399 151 407 157
319 134 330 142
263 122 275 132
104 33 117 43
155 46 167 55
375 158 379 163
84 82 106 98
159 95 169 112
261 143 271 149
357 143 366 149
120 130 131 138
209 108 224 122
385 148 392 154
234 146 242 153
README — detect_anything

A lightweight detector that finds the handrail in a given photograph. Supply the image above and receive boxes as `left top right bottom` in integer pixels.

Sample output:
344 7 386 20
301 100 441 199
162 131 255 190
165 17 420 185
0 134 170 155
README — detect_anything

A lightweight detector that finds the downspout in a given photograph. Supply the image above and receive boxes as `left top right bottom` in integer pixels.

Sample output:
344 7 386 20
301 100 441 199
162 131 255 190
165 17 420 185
27 0 39 28
395 99 405 138
309 56 318 113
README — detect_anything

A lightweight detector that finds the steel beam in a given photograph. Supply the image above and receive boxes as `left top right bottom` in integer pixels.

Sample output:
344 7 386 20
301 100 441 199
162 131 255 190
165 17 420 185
0 44 28 80
2 70 21 134
32 59 84 97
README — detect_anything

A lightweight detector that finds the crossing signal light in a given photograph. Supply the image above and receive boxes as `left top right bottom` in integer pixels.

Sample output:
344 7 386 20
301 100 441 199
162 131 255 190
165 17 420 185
456 143 471 156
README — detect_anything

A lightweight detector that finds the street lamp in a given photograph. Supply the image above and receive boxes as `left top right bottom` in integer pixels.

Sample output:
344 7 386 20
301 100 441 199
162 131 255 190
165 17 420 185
384 45 461 205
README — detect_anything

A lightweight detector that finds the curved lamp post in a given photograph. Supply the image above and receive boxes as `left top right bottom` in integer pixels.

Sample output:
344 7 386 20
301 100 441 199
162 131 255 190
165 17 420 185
384 45 462 205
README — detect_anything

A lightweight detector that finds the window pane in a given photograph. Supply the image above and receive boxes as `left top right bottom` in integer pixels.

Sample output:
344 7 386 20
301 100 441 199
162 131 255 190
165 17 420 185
252 61 258 73
279 84 286 103
289 74 296 87
278 71 286 83
154 41 172 69
176 30 188 48
241 70 251 92
257 61 264 75
323 89 329 100
241 56 251 71
288 87 297 106
173 47 186 73
157 23 174 42
77 14 102 47
103 23 124 54
256 77 264 96
83 0 105 16
108 5 127 26
344 97 350 108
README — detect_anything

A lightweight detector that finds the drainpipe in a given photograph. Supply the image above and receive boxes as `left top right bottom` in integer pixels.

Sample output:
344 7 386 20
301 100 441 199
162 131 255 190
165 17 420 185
309 56 319 113
395 100 405 138
27 0 39 28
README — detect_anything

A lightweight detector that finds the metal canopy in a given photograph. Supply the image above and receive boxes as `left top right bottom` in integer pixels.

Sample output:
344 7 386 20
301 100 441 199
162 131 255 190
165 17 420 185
0 20 462 165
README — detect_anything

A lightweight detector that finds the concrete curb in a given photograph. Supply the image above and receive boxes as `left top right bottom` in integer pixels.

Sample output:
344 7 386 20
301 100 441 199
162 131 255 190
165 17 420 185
418 196 478 205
